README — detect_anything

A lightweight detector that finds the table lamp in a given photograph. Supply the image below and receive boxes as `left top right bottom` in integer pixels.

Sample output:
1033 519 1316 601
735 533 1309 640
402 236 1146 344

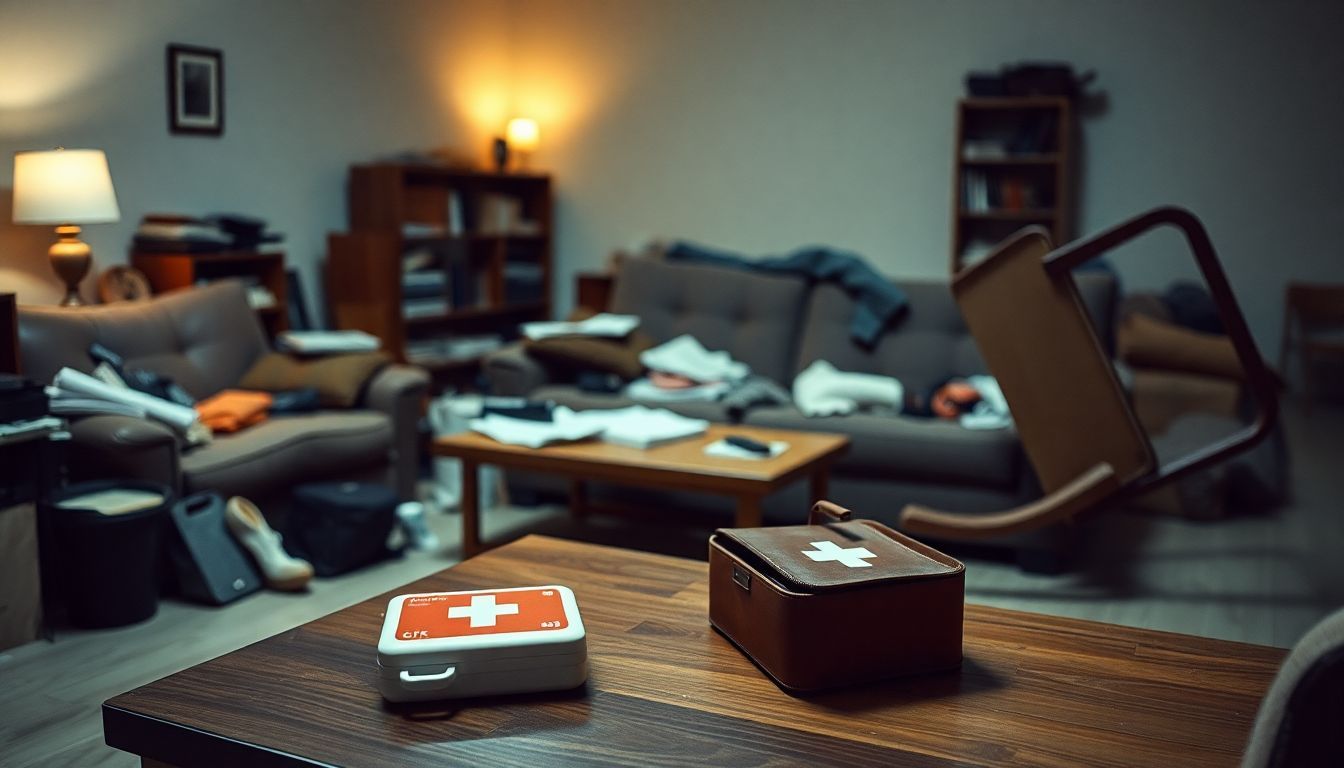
12 148 121 306
505 118 539 170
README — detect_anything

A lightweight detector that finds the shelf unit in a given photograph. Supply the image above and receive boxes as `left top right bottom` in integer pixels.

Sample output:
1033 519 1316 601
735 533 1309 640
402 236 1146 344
326 164 552 373
129 249 288 337
951 97 1073 273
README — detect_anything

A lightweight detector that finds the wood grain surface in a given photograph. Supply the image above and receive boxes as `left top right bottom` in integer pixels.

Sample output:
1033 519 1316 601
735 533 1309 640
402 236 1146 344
433 424 849 494
104 535 1283 768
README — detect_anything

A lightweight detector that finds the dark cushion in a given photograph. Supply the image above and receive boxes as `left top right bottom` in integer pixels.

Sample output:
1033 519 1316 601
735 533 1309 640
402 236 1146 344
609 258 808 384
523 331 656 380
743 406 1023 489
1118 313 1242 380
179 411 391 499
239 351 391 407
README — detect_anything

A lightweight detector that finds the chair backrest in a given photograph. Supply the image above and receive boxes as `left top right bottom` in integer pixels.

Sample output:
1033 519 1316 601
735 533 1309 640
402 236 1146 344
953 228 1154 494
609 258 809 384
17 280 269 397
1241 607 1344 768
955 207 1278 500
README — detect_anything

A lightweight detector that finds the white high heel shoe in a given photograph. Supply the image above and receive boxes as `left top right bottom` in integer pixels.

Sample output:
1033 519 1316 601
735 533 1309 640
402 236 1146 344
225 496 314 591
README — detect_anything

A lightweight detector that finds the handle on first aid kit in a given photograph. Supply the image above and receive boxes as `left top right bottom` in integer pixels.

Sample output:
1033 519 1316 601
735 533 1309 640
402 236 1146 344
399 666 457 690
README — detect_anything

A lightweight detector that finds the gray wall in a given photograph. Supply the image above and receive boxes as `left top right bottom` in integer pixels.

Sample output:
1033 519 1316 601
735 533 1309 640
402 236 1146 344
4 0 1341 362
0 0 507 311
513 0 1344 360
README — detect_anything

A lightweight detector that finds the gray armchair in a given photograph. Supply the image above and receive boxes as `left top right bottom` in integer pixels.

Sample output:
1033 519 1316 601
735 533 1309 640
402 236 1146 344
17 281 427 502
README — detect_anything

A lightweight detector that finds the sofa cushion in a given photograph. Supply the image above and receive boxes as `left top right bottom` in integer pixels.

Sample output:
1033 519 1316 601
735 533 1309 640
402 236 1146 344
180 411 391 499
532 384 734 423
17 281 270 397
792 274 1118 397
239 351 392 407
743 406 1022 489
793 281 985 398
609 258 807 384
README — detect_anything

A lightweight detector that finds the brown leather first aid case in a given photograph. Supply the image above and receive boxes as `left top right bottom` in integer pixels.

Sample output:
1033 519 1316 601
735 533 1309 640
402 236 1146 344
709 501 965 692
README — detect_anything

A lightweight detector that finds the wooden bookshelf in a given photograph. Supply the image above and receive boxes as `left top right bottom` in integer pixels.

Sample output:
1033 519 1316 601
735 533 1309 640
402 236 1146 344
326 164 552 371
129 249 288 337
951 97 1074 273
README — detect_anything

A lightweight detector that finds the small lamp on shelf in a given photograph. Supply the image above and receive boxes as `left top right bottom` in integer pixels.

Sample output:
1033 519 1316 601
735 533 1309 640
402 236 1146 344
12 148 121 306
505 117 540 171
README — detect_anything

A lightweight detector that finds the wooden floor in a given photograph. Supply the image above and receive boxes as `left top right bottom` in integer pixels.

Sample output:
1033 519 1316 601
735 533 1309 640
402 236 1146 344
1 403 1340 767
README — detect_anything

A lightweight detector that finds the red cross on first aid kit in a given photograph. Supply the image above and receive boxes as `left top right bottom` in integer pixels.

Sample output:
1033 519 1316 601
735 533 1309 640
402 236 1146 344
376 585 588 702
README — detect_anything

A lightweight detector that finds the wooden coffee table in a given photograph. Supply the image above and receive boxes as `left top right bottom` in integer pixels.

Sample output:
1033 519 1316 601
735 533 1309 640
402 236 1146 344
104 536 1284 767
433 424 850 557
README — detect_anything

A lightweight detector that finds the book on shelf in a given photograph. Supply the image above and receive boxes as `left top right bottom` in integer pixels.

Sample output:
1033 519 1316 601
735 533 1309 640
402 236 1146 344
403 298 451 318
402 222 447 238
404 334 503 364
402 266 447 301
960 171 1042 213
277 330 380 354
476 194 521 235
446 190 465 236
962 139 1008 160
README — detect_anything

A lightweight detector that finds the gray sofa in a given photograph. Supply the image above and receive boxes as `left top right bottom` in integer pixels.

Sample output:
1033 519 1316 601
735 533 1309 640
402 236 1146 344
18 281 428 504
484 257 1116 566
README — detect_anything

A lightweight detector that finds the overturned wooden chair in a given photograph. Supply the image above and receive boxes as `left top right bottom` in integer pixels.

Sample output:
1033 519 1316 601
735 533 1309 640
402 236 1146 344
900 206 1279 541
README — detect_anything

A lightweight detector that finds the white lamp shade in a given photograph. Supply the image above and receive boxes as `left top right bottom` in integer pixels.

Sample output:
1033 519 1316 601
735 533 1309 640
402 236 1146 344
12 149 121 224
506 118 540 153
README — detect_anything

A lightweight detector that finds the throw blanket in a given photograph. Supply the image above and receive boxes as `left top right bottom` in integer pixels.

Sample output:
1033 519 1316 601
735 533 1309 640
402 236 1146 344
665 242 909 348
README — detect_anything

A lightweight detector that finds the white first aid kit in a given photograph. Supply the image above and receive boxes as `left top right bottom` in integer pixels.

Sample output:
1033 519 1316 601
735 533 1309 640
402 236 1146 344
376 585 588 702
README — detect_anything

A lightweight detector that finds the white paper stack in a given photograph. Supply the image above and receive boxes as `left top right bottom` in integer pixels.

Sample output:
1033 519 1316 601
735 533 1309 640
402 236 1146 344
521 314 640 341
583 406 708 449
53 368 198 431
469 405 708 450
469 408 605 449
277 330 381 355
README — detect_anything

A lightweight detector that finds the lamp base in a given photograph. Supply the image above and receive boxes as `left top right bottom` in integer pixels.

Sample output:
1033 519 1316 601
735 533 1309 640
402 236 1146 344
50 224 91 307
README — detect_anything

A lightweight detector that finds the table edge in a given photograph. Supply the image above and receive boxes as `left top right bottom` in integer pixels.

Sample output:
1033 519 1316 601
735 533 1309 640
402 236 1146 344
103 701 334 768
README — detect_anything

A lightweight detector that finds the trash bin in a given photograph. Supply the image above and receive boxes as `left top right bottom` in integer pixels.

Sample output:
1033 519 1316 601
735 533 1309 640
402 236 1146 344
47 480 174 628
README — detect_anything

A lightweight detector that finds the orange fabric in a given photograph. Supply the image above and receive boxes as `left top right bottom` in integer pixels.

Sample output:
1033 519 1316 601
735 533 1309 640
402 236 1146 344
931 381 981 419
195 389 273 434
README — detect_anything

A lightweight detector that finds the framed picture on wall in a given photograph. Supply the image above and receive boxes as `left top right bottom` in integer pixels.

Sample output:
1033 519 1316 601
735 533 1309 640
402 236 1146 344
167 44 223 135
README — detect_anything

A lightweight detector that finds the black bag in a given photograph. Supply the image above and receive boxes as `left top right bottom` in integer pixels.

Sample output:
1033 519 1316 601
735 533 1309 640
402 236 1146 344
284 482 401 577
167 492 264 605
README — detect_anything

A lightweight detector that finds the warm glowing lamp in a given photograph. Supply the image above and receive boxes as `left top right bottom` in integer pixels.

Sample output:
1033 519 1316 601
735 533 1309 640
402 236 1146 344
12 148 120 306
505 117 540 169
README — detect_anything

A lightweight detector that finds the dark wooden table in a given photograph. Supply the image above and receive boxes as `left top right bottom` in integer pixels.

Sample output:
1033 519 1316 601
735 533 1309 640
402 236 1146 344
433 424 849 557
105 535 1284 767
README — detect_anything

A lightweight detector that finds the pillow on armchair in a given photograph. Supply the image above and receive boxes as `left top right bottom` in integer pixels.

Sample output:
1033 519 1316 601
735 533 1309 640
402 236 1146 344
239 351 390 407
521 306 655 379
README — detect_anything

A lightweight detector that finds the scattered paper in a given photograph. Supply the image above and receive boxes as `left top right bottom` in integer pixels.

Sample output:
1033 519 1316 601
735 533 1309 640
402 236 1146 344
521 313 640 341
278 330 381 355
469 405 708 450
58 489 166 516
53 368 198 431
